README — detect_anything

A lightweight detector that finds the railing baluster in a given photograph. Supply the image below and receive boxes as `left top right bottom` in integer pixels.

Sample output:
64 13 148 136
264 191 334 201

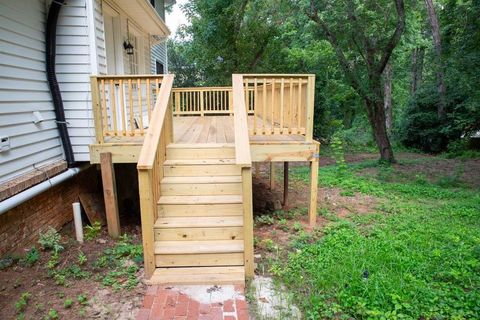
297 78 302 134
262 78 267 134
146 78 151 120
110 79 118 136
289 78 294 134
101 79 108 136
280 78 284 134
253 78 258 134
119 79 126 136
128 79 134 135
137 79 144 135
270 78 275 135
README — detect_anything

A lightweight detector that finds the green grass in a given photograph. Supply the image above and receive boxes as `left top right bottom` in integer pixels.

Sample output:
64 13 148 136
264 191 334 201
274 161 480 319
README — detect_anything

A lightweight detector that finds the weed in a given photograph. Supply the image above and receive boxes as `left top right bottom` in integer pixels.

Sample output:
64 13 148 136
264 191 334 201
292 222 303 232
77 251 87 265
331 132 347 173
84 221 102 241
255 215 274 226
22 247 40 267
47 252 59 269
278 219 289 231
38 227 63 253
77 294 88 305
63 298 73 309
260 239 276 252
45 308 58 319
15 292 31 314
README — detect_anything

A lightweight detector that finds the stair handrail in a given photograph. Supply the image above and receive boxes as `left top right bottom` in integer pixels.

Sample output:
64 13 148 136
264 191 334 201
232 74 252 167
137 74 174 280
232 74 254 279
138 74 174 169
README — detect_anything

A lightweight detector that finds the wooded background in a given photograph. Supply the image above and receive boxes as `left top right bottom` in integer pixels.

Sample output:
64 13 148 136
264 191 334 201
167 0 480 161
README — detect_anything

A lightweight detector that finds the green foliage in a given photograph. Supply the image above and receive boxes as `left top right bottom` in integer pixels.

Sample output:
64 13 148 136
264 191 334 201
279 162 480 318
84 221 102 241
77 294 88 305
254 215 274 226
330 131 347 172
22 247 40 267
15 292 31 314
38 227 63 253
63 298 73 309
45 308 59 319
277 219 289 232
77 251 87 265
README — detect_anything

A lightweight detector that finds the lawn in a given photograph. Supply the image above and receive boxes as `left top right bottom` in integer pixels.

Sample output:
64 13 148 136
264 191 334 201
253 154 480 319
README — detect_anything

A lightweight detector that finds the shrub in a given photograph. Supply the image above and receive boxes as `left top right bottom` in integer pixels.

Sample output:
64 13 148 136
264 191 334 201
38 227 63 253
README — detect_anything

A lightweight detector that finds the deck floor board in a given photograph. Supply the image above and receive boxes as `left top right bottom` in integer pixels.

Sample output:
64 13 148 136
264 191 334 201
173 115 304 144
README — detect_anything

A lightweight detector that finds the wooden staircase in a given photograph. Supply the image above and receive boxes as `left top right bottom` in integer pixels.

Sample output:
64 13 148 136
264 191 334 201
149 143 246 284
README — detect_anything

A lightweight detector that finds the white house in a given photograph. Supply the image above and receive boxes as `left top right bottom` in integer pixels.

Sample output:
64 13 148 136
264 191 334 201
0 0 171 253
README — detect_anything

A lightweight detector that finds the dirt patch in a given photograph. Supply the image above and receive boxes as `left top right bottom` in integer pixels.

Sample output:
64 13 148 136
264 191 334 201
0 224 146 320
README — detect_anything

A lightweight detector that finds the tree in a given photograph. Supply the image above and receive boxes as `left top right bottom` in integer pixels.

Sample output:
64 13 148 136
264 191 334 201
306 0 407 162
384 62 393 133
424 0 447 121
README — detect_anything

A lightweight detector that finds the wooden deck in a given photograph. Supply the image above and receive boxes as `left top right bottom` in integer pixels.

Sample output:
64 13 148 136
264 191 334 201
173 116 305 144
89 74 319 285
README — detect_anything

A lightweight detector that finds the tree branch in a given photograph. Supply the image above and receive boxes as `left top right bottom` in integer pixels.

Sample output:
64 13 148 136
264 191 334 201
376 0 406 74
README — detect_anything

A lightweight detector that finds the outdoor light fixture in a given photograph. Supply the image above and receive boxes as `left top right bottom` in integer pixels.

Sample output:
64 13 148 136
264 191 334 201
123 40 134 55
124 19 134 55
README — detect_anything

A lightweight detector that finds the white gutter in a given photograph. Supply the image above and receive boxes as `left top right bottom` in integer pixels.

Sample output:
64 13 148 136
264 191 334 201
0 166 87 215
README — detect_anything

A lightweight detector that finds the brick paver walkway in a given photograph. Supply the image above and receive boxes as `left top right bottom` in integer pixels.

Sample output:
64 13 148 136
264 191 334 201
136 284 250 320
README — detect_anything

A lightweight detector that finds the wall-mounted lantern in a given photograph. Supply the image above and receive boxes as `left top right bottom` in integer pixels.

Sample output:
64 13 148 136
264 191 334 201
123 40 134 55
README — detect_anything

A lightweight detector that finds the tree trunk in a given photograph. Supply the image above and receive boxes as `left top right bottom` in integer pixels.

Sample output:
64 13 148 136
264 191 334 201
366 98 396 163
424 0 447 121
411 47 425 95
383 62 393 133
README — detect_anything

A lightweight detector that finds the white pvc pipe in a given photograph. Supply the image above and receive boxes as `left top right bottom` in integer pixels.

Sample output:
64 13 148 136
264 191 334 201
72 202 83 243
0 166 85 215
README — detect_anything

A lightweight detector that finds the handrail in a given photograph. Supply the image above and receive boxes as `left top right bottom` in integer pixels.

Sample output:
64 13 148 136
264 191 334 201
232 74 252 167
138 74 174 169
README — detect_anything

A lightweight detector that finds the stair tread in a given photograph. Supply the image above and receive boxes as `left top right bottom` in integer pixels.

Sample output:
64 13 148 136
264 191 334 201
149 266 245 285
164 159 236 165
155 240 244 254
155 216 243 228
162 176 241 184
158 195 243 205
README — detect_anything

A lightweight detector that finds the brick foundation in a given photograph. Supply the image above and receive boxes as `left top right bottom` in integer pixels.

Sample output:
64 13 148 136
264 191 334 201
0 165 101 255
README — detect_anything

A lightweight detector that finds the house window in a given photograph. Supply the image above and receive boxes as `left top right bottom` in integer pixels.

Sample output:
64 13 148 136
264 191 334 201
156 61 164 74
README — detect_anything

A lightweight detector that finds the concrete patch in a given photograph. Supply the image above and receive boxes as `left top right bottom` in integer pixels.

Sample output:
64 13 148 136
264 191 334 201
251 276 301 320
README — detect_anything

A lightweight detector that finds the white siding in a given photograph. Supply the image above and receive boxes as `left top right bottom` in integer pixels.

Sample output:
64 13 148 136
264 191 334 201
57 0 95 161
151 41 168 74
94 0 107 75
0 0 64 183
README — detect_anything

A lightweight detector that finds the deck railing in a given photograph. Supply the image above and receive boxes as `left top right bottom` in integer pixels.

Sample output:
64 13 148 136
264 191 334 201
242 74 315 141
136 74 174 280
90 75 165 142
232 74 254 278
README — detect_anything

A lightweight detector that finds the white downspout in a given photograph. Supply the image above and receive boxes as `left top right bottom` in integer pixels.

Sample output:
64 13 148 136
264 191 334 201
0 166 87 215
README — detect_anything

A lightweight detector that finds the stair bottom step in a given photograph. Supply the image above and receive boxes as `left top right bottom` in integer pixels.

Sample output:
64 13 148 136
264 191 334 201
147 266 245 285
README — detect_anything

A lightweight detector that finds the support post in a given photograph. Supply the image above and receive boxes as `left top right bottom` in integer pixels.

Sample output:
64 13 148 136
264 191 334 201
242 167 254 278
270 162 275 190
309 144 319 226
283 162 289 207
100 152 120 238
138 170 155 279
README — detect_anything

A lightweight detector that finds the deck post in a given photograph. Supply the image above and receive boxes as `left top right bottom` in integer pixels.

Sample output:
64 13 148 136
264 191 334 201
283 162 289 207
90 76 104 144
242 167 254 278
270 162 275 190
100 152 120 238
138 169 156 279
308 144 319 226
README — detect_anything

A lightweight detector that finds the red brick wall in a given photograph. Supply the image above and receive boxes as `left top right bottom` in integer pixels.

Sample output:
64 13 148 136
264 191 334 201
0 166 100 255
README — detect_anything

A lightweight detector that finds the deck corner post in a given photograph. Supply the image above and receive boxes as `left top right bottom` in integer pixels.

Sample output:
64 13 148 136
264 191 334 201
242 167 255 279
100 152 120 238
90 76 104 144
308 144 319 226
